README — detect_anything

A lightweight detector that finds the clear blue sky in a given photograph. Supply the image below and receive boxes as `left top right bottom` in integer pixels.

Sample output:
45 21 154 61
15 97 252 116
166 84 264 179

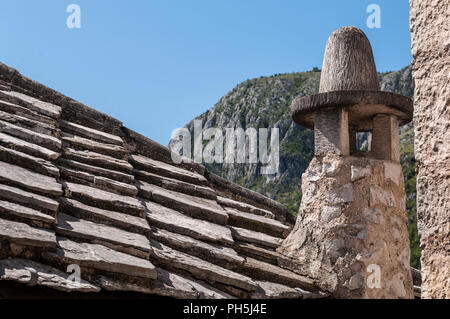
0 0 412 145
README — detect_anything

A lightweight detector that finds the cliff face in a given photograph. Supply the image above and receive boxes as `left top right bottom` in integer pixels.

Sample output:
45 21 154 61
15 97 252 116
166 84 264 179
410 0 450 299
170 66 421 267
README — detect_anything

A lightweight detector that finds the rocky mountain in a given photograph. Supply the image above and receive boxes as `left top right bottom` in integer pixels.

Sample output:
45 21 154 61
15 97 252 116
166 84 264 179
170 66 420 267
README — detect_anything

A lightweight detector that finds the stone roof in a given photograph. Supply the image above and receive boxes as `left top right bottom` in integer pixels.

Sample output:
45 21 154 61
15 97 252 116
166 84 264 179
0 62 327 299
291 90 413 131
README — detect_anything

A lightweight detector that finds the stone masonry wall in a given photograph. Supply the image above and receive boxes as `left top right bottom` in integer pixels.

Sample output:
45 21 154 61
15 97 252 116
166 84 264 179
410 0 450 298
279 155 414 298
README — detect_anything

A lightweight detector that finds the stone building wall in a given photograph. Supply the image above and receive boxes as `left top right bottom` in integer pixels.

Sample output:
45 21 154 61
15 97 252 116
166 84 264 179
410 0 450 298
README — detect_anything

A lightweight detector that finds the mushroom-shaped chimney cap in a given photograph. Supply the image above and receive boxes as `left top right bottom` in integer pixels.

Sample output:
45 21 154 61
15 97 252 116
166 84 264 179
291 26 413 131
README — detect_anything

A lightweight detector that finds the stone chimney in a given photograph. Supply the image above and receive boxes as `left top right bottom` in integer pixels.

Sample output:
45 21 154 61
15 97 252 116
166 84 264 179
278 27 414 298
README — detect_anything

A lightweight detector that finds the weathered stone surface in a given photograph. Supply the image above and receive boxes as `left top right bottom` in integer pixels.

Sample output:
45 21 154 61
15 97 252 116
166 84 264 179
0 132 59 161
319 26 379 93
150 228 244 268
0 183 59 213
60 166 138 196
234 242 280 265
410 0 449 299
0 161 62 197
144 200 234 246
56 213 151 259
0 90 61 119
279 155 414 298
242 257 317 292
60 198 150 234
217 196 275 219
206 171 292 224
383 162 402 186
252 281 303 299
410 0 450 296
134 169 216 199
59 158 134 184
0 110 58 137
0 218 55 248
351 165 372 182
229 226 281 250
372 114 400 162
314 108 349 156
130 154 208 185
0 200 55 225
0 145 59 177
98 268 232 299
0 258 99 293
328 183 354 204
60 120 123 146
292 90 413 131
150 241 258 292
224 207 290 238
61 132 128 159
63 182 144 217
138 181 228 225
294 288 330 299
63 147 133 174
43 237 157 279
320 206 342 223
369 185 396 207
0 98 57 126
0 119 61 151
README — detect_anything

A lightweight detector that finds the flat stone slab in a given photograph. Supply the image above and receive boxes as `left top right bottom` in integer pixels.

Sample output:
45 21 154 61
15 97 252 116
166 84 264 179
0 90 61 119
61 198 149 235
0 99 57 126
225 207 290 238
151 227 244 268
0 200 55 225
59 158 135 184
98 267 232 299
206 171 292 224
0 218 56 248
0 258 100 293
144 199 234 246
291 90 413 130
138 181 228 225
44 237 157 279
0 119 61 151
0 161 62 197
61 132 128 159
0 132 59 161
134 169 216 199
217 196 275 219
0 145 59 177
63 181 144 217
150 240 258 292
229 226 281 250
234 242 283 265
63 147 133 174
243 257 317 292
60 166 138 196
60 120 123 146
130 154 208 185
0 110 58 137
0 183 60 213
56 213 152 259
252 281 303 299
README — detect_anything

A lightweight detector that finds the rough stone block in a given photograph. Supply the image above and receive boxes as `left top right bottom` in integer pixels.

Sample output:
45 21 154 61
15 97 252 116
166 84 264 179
371 114 400 162
314 108 349 156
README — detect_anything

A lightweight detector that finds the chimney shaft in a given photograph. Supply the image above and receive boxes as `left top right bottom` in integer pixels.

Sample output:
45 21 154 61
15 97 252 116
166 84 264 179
279 27 414 298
